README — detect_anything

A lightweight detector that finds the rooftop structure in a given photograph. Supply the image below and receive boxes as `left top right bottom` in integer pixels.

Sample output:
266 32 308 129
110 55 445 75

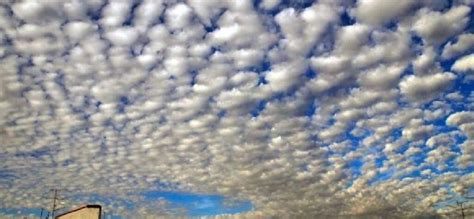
55 205 101 219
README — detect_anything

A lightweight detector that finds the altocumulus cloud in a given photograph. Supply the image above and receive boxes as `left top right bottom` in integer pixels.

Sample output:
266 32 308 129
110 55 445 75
0 0 474 218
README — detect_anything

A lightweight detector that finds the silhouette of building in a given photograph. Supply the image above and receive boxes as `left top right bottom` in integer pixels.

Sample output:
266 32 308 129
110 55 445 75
55 205 101 219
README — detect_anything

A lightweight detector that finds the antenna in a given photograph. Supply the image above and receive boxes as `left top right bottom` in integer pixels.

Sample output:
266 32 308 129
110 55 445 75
440 192 474 219
455 199 474 219
42 189 68 219
446 198 473 219
51 189 58 219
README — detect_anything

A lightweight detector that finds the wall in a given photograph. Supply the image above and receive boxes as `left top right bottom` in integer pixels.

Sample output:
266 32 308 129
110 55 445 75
56 207 100 219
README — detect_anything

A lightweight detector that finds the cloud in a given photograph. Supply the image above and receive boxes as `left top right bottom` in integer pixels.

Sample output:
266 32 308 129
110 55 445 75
457 140 474 168
442 33 474 58
399 72 456 102
275 3 339 56
426 133 456 148
166 3 194 30
358 63 405 89
265 58 308 93
133 0 164 30
11 1 63 23
100 0 133 27
64 21 97 42
452 54 474 73
259 0 281 10
402 119 434 141
1 1 473 218
447 111 474 126
354 0 415 26
105 27 140 46
413 5 471 44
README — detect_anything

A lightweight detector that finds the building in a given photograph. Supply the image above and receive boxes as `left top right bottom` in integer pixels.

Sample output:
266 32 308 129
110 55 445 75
55 205 101 219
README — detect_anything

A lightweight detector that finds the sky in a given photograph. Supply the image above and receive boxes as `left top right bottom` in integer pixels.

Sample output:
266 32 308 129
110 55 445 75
0 0 474 218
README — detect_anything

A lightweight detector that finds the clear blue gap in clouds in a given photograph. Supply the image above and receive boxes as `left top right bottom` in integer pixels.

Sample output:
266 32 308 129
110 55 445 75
144 191 252 217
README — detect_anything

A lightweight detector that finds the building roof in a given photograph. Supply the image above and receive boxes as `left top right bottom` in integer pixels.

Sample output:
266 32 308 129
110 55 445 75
55 204 101 219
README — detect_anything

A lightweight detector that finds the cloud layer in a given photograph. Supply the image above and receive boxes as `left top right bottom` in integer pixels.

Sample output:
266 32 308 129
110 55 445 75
0 0 474 218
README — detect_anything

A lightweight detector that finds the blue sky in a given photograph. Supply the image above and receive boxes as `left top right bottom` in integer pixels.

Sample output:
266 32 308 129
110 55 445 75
143 191 252 217
0 0 474 218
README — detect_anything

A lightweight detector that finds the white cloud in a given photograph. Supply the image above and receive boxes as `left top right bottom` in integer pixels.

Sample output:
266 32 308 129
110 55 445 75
100 0 132 27
165 3 194 30
413 46 437 75
207 9 276 50
351 29 411 69
230 49 264 69
354 0 415 26
399 72 456 102
413 5 471 44
12 0 62 23
64 21 96 42
426 146 457 170
457 140 474 168
310 55 350 74
426 133 456 148
442 34 474 58
452 54 474 72
105 27 139 46
265 59 308 93
358 63 405 89
402 120 434 141
447 111 474 126
260 0 281 10
133 0 164 30
275 3 339 56
445 91 464 101
334 24 371 56
63 0 88 20
187 0 224 26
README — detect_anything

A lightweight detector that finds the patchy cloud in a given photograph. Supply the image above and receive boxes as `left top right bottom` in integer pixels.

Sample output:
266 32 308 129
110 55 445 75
0 0 473 218
452 54 474 73
399 72 456 102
